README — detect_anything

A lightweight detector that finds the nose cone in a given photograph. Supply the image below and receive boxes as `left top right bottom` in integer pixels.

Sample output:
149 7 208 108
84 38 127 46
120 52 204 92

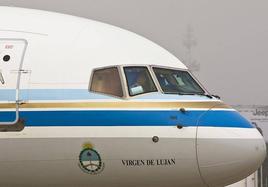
197 109 266 187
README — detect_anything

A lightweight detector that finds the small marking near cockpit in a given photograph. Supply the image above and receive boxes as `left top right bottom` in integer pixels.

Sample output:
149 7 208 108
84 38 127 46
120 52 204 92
170 116 178 120
5 45 14 49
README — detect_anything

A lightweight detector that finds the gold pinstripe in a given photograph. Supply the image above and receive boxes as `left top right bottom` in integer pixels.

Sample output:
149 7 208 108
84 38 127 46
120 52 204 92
0 101 231 109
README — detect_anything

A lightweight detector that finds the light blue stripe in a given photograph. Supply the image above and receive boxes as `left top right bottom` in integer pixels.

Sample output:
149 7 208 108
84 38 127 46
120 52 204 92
0 89 16 101
0 89 119 101
0 89 217 101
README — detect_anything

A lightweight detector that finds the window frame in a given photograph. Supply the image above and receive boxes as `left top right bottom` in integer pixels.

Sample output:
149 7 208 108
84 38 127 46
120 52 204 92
89 65 126 98
89 64 208 99
123 66 159 97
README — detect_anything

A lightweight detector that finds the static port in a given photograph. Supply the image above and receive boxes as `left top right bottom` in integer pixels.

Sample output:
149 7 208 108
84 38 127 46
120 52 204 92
3 55 11 62
152 136 159 143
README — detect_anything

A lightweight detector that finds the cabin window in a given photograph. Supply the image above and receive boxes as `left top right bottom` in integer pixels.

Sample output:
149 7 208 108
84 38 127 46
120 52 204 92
90 67 123 97
124 67 157 96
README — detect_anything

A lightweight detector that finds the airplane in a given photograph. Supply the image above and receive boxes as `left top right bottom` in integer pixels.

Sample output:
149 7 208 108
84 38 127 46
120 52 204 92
0 6 266 187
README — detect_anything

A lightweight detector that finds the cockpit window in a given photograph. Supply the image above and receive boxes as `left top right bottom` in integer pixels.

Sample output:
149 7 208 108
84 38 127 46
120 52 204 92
124 67 157 96
153 67 205 95
90 67 123 97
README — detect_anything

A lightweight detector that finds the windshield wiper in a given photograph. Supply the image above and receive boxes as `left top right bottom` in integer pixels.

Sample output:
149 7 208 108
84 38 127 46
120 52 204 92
168 92 213 98
164 92 210 97
193 93 213 99
195 93 221 99
164 92 194 95
164 92 219 99
179 92 214 99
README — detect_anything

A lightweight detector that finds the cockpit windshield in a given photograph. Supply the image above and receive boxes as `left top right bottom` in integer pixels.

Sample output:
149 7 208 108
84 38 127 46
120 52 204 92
124 67 157 96
153 67 205 95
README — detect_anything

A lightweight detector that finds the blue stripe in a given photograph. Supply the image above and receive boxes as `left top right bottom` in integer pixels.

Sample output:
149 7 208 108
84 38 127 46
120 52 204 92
0 110 253 128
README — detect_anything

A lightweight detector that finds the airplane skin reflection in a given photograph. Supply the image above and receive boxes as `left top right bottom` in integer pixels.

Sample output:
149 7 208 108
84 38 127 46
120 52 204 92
0 6 266 187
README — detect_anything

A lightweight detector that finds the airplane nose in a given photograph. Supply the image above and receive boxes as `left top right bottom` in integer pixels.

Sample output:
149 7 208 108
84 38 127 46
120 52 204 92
196 109 266 187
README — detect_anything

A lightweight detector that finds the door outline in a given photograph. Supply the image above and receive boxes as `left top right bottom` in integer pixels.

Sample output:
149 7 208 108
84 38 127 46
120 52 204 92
0 38 28 125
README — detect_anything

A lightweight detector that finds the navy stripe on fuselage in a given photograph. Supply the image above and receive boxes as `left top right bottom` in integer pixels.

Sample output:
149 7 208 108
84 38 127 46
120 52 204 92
0 110 253 128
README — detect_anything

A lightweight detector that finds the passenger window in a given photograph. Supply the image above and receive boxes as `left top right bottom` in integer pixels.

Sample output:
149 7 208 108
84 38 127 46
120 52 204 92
124 67 157 96
90 67 123 97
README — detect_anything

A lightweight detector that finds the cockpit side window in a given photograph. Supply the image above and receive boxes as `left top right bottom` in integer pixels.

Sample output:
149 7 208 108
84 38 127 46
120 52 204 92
124 67 157 96
90 67 123 97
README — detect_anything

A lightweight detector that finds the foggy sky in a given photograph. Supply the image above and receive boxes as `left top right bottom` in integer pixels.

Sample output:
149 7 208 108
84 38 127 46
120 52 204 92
0 0 267 106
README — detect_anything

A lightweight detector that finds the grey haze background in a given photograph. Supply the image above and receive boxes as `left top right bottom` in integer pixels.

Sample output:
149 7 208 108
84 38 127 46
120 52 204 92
0 0 267 106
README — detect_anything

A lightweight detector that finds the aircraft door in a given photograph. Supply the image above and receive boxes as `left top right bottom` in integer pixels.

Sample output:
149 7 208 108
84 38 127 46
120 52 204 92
0 39 27 125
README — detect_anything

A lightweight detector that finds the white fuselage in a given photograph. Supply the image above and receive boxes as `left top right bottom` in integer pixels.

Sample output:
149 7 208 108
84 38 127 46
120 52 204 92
0 6 266 187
